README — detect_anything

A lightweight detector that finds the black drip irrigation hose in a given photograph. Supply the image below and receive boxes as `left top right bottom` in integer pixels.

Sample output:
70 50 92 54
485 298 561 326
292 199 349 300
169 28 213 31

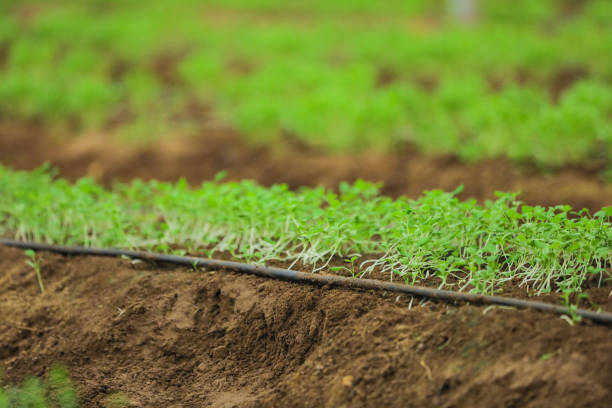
2 239 612 326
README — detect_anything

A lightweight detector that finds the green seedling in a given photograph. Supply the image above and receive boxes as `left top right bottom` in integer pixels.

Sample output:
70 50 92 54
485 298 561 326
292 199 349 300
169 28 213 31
0 366 77 408
24 249 45 294
103 392 130 408
331 255 360 278
540 352 555 361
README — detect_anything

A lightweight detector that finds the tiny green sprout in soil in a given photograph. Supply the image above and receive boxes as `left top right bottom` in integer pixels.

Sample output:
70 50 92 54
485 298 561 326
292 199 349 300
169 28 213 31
0 164 611 301
24 249 45 294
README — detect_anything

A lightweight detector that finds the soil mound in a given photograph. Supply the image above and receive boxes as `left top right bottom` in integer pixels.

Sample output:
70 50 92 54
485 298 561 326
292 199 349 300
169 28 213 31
1 246 611 407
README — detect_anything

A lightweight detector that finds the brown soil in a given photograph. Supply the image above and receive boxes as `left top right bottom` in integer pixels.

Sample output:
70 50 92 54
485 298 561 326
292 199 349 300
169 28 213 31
1 121 612 212
549 66 589 102
1 245 611 408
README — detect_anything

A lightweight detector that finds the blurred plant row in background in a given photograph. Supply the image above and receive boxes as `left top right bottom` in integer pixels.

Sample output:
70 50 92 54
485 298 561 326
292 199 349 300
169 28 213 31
0 0 611 168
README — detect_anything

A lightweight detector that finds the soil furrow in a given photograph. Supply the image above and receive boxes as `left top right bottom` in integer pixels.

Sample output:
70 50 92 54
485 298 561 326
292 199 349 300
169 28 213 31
1 246 611 407
2 121 611 212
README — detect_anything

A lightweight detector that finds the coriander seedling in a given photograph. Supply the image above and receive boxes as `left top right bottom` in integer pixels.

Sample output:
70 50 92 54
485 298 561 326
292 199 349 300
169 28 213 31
25 249 45 294
331 255 360 278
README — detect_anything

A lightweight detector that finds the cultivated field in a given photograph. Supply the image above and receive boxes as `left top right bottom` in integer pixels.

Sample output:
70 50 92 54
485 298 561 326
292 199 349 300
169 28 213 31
0 1 611 407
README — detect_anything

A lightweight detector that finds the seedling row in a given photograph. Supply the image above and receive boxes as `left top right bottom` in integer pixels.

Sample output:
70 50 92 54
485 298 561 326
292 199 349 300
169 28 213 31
1 165 610 303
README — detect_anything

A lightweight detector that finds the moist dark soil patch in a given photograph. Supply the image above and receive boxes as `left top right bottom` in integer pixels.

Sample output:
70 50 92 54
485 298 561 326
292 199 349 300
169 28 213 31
0 41 10 70
1 246 611 407
150 51 189 87
549 66 589 102
1 121 612 212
